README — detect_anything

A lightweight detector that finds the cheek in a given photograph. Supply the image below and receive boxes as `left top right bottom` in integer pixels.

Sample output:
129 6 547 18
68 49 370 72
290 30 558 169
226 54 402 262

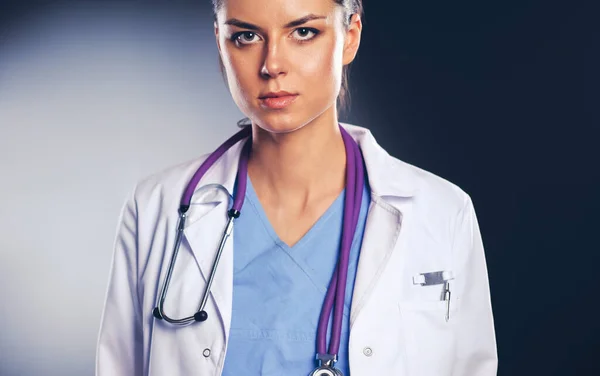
303 51 333 76
299 41 344 95
222 48 256 103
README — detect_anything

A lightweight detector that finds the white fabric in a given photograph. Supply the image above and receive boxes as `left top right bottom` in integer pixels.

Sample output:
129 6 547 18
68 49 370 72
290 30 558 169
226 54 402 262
96 123 498 376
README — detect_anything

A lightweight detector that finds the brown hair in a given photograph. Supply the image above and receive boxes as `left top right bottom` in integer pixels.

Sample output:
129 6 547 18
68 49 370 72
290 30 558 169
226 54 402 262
212 0 364 124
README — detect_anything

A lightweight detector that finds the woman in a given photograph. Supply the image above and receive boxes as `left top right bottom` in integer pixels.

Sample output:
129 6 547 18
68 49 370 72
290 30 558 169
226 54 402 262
96 0 498 375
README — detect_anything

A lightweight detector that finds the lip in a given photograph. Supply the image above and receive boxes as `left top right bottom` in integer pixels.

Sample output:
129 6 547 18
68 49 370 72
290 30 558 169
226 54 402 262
258 92 299 109
259 90 296 99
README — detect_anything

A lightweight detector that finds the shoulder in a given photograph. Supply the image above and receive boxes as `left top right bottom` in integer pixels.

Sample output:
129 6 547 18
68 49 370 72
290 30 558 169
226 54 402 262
399 157 471 217
383 153 475 252
342 122 471 218
130 154 211 213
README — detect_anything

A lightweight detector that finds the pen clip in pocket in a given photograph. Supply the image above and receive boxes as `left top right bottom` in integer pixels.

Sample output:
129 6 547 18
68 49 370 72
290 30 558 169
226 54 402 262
412 270 454 286
412 270 455 322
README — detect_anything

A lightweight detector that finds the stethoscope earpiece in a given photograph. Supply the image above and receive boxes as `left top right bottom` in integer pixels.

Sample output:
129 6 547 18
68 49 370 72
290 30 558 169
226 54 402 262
152 307 163 320
194 311 208 322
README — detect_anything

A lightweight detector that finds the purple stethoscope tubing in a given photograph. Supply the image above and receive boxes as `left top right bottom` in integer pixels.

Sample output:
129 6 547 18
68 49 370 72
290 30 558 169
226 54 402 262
152 123 364 365
181 125 252 213
317 128 363 358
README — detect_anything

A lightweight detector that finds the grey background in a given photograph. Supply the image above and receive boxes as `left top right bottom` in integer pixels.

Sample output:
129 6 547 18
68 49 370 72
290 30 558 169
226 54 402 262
0 1 597 375
0 3 244 375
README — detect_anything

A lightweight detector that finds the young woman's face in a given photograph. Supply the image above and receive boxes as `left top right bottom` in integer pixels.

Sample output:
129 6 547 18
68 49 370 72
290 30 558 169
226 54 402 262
215 0 361 134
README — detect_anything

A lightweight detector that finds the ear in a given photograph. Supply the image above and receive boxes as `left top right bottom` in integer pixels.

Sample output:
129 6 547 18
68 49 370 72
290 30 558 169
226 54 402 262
214 21 222 55
342 13 362 65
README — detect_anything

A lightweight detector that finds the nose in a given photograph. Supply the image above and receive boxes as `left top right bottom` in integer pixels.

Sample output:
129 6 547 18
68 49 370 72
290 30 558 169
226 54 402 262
260 39 287 79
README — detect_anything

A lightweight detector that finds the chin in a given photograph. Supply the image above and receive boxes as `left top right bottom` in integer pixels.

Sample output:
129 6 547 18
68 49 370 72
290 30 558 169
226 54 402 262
253 112 309 134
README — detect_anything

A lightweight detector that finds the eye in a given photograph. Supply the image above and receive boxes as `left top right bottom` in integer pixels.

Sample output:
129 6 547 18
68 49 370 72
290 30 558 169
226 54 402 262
231 31 261 45
292 27 319 42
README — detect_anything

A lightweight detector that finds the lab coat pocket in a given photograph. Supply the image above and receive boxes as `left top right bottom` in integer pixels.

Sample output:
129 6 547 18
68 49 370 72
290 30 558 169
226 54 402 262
398 298 458 376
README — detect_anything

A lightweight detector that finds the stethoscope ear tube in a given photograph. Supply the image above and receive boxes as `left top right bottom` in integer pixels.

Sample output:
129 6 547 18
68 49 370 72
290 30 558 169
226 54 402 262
152 208 196 325
153 208 238 325
194 212 236 320
152 131 250 326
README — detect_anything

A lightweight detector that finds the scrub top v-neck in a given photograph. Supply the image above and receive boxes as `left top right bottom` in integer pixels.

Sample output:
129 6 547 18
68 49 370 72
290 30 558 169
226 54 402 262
221 174 371 376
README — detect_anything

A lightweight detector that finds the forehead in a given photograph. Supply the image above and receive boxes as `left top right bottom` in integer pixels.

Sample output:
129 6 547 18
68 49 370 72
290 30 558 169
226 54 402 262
217 0 341 25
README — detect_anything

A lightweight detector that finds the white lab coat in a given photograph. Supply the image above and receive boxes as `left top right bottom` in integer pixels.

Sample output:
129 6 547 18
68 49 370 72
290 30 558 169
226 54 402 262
96 123 498 376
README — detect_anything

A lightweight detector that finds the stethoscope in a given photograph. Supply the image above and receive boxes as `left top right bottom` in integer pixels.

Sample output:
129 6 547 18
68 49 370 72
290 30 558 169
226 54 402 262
152 124 365 376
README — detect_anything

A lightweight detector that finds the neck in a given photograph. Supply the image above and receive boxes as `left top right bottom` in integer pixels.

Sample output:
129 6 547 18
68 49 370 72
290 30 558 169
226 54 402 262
247 114 347 212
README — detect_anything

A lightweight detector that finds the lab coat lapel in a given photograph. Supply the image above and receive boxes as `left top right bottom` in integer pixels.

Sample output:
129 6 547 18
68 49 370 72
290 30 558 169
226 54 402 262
349 197 403 326
340 123 420 327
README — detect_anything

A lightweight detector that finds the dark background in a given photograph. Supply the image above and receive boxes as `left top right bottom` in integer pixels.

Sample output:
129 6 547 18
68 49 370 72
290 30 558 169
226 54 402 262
1 0 598 374
348 1 599 374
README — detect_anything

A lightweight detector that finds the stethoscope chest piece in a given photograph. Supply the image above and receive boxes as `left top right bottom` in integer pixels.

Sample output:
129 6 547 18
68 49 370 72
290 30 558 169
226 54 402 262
309 354 343 376
309 366 343 376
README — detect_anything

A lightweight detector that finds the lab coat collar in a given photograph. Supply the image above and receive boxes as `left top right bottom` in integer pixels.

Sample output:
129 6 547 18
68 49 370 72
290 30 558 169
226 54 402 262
342 123 419 198
196 122 420 201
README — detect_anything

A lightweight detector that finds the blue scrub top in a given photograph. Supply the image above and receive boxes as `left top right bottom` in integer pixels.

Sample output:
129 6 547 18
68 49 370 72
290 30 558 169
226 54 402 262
222 174 371 375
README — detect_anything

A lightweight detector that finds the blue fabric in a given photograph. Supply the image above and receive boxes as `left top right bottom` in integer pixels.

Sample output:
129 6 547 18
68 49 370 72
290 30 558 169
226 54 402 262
221 174 371 376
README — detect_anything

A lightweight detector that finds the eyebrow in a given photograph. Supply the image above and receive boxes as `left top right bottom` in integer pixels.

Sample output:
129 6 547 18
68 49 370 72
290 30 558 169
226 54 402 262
224 14 327 31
